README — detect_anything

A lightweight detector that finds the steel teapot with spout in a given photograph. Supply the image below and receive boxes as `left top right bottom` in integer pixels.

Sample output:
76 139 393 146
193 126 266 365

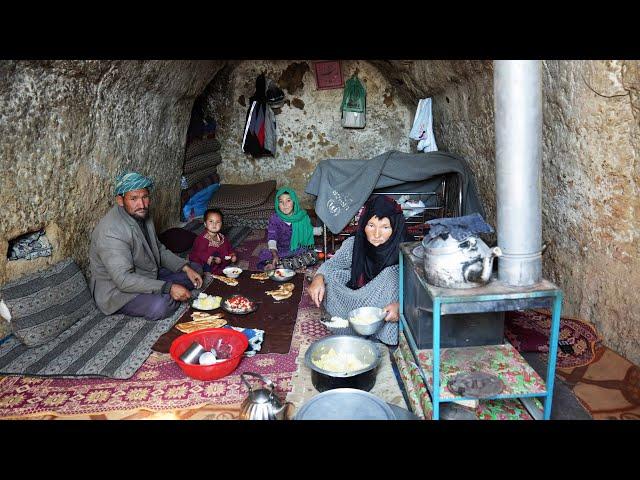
239 372 294 420
422 234 502 289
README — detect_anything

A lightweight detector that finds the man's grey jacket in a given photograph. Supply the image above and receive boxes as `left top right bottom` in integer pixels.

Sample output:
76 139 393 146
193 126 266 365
89 205 188 315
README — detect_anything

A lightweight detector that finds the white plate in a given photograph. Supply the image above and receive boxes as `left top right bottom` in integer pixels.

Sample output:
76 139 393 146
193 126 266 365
271 268 295 282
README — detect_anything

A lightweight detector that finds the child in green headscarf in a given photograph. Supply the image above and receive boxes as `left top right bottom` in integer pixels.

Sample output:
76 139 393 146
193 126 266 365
258 187 317 270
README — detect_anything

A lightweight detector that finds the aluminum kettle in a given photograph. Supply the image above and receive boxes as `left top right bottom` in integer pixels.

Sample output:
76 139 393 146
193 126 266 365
422 234 502 289
239 372 293 420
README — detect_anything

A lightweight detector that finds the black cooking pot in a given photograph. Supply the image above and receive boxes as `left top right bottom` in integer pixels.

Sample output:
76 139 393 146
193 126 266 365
304 336 381 393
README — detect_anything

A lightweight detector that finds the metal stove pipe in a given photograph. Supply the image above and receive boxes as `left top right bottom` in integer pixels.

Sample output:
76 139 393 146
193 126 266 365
494 60 542 286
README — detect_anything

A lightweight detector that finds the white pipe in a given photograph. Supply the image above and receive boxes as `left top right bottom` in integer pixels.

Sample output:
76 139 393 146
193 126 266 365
494 60 542 286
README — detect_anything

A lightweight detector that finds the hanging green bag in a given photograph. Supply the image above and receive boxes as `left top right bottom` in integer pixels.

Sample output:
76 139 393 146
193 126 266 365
341 74 366 113
341 74 366 128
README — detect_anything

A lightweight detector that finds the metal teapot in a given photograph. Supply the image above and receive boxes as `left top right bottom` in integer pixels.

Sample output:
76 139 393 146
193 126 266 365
239 372 293 420
422 234 502 289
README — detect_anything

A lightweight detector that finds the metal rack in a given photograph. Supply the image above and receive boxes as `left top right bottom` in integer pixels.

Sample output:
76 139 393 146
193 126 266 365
322 173 463 256
399 242 563 420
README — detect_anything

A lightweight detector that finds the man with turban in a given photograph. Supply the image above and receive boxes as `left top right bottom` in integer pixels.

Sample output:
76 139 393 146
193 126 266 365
89 172 203 320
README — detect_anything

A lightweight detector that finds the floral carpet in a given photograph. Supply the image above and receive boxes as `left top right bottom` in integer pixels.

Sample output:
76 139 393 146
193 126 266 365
556 346 640 420
0 289 328 419
505 309 602 369
0 229 332 420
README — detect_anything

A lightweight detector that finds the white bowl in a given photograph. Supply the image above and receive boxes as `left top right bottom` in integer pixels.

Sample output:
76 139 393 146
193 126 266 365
222 267 243 279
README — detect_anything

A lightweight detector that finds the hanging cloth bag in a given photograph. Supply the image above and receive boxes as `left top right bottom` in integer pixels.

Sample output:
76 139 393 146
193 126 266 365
341 74 366 129
409 97 438 152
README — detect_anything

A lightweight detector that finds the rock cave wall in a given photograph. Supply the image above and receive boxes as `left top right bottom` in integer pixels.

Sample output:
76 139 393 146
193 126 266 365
200 60 415 209
0 60 223 284
424 60 640 364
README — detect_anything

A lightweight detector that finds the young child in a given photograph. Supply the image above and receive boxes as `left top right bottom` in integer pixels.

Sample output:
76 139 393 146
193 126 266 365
257 187 318 271
189 208 237 274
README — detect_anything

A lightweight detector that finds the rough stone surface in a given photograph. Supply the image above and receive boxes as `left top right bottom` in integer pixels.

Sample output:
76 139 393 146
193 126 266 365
201 60 414 209
427 60 640 365
0 60 224 285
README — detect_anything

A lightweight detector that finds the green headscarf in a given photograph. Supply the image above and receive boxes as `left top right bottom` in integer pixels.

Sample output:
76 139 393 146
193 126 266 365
275 187 314 251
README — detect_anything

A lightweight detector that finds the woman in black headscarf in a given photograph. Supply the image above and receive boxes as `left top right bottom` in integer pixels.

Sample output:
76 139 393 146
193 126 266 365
308 195 409 345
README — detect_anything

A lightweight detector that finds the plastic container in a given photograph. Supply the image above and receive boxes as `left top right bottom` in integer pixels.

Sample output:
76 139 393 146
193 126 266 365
170 328 248 380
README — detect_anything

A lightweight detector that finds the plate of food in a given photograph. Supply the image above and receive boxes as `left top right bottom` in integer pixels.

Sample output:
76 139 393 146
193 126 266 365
269 268 296 282
192 293 222 311
222 266 243 279
221 295 258 315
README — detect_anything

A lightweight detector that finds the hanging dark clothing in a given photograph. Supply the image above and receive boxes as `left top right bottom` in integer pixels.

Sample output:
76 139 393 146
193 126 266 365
242 73 276 157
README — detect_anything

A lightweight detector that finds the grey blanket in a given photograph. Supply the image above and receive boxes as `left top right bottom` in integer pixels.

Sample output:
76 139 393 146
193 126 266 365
305 150 485 234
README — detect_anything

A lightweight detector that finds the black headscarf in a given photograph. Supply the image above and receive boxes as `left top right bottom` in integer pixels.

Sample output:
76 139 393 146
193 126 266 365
348 195 409 289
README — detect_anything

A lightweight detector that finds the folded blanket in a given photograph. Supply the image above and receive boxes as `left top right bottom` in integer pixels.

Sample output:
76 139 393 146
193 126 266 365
182 165 220 190
183 150 222 175
181 173 220 206
185 137 221 161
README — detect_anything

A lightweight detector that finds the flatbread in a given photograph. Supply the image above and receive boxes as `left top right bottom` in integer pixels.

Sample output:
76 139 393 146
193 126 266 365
269 291 293 301
177 316 228 333
251 272 270 281
265 284 293 301
191 312 224 321
212 275 239 286
281 283 295 292
265 283 295 297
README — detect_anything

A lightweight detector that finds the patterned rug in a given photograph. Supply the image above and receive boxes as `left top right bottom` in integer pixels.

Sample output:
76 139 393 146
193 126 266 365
556 346 640 420
505 309 602 369
234 229 270 271
0 265 329 419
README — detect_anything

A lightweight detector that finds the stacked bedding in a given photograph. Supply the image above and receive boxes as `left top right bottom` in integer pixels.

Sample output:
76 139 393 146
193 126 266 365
208 180 276 229
180 136 223 214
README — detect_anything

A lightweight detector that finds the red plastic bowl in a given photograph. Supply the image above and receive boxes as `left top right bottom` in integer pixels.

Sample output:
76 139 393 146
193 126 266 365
169 328 248 381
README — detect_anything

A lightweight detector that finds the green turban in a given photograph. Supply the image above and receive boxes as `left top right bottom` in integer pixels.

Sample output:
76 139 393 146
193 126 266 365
114 171 154 196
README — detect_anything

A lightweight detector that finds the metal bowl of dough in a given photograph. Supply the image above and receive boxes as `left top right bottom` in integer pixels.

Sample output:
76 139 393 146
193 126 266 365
304 335 381 392
348 306 386 336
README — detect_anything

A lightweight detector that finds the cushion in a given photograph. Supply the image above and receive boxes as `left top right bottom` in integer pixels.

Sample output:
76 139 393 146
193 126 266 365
209 180 276 210
158 228 198 254
183 150 222 175
185 136 221 161
182 165 219 190
505 309 602 369
0 258 93 347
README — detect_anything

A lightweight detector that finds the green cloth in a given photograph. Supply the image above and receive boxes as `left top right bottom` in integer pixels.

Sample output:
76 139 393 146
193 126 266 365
275 187 314 250
114 171 154 196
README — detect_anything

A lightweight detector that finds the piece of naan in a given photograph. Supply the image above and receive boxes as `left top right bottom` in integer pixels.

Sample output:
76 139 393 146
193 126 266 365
212 275 239 287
